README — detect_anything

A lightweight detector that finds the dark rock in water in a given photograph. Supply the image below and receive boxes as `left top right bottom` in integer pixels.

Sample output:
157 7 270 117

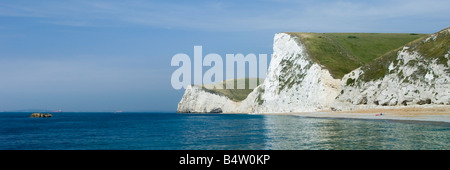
30 113 53 118
209 108 223 113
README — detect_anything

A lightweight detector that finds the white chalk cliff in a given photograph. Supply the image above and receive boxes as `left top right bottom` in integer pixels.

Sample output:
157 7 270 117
332 28 450 110
177 28 450 113
248 33 341 113
177 85 235 113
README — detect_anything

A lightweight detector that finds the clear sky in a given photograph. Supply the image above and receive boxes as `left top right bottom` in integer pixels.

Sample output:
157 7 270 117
0 0 449 112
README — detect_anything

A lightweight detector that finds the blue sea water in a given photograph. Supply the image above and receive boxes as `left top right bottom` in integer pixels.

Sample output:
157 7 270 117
0 112 449 150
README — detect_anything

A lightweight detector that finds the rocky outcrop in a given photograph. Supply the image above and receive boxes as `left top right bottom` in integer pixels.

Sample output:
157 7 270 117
332 28 450 110
177 33 340 113
177 27 450 113
246 33 341 113
30 113 53 118
177 85 237 113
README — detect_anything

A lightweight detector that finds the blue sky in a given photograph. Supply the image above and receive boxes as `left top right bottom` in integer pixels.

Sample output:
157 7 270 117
0 0 449 112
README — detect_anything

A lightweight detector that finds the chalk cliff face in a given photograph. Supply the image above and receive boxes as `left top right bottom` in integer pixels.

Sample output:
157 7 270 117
177 28 450 113
248 33 340 113
333 28 450 110
177 33 340 113
177 85 237 113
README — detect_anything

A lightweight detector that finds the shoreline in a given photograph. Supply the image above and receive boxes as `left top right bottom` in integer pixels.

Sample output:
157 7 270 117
254 105 450 124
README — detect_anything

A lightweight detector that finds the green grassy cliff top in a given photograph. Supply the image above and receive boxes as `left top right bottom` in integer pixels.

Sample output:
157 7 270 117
200 78 263 102
286 32 428 79
357 27 450 83
192 29 446 102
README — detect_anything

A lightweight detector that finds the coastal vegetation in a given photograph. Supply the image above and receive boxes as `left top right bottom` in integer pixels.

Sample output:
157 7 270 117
202 78 263 102
286 32 428 79
178 27 450 113
198 32 431 101
358 27 450 83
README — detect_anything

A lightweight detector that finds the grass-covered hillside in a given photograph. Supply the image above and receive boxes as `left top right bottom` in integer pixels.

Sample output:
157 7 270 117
196 31 437 102
286 32 428 79
357 27 450 83
201 78 263 102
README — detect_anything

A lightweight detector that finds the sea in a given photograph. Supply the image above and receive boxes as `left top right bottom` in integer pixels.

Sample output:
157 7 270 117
0 112 449 150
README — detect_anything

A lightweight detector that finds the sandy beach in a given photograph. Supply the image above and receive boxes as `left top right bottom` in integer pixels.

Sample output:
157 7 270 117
275 105 450 123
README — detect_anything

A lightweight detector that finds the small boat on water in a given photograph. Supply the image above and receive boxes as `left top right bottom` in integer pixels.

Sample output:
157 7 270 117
51 110 62 113
114 110 123 113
